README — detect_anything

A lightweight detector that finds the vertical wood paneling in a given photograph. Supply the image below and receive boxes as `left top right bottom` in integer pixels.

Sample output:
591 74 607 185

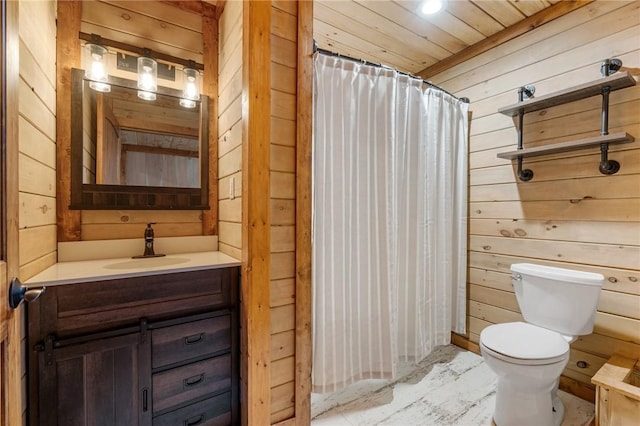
202 3 219 236
295 1 314 424
56 0 82 241
431 1 640 401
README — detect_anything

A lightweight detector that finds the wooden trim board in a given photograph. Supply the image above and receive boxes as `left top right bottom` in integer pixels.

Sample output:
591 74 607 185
3 0 23 423
202 3 219 235
295 0 314 424
56 0 82 241
241 2 271 424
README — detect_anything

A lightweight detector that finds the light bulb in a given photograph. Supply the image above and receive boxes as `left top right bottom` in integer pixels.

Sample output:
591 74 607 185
137 55 157 98
420 0 443 15
180 65 200 108
83 43 110 92
181 66 200 101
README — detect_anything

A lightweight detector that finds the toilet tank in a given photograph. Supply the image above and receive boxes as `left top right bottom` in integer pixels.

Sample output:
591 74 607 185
511 263 605 336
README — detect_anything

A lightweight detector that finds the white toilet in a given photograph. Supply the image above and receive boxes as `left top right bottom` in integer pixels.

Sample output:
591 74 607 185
480 263 604 426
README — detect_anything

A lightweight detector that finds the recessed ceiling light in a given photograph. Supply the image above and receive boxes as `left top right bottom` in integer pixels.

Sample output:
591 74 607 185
420 0 444 15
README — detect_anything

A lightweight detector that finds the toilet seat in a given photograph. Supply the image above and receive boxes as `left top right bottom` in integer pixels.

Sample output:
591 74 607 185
480 322 569 365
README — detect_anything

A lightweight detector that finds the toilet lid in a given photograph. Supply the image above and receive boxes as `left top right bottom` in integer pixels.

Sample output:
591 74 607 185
480 322 569 360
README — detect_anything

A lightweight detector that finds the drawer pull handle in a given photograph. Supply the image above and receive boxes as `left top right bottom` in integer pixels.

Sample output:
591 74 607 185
183 373 205 388
183 414 205 426
184 333 204 345
142 388 149 412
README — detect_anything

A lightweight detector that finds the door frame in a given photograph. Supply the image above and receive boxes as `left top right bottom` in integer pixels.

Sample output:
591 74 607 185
1 0 23 424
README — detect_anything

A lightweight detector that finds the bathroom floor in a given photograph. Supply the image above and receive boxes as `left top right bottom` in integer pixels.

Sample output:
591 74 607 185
311 345 595 426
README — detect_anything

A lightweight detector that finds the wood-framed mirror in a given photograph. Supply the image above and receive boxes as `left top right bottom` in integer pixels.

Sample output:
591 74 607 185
69 68 210 210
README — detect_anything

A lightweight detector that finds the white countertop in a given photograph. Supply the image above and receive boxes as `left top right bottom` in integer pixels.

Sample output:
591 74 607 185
26 251 241 287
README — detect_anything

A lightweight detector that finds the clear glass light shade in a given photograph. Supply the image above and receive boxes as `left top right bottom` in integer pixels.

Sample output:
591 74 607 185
137 56 157 100
182 67 201 101
137 90 157 101
179 99 197 109
83 43 111 93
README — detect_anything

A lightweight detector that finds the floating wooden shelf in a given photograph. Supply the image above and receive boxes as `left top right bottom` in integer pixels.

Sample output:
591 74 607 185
498 71 637 117
496 63 637 180
496 132 635 160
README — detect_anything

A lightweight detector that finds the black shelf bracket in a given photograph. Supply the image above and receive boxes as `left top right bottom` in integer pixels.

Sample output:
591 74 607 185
507 59 627 181
516 85 535 181
599 79 620 175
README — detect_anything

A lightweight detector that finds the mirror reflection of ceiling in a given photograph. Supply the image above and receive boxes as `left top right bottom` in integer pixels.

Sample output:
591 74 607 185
106 84 200 137
81 78 202 188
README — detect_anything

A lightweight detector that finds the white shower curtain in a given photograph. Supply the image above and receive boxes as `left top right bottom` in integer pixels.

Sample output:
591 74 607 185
312 53 469 393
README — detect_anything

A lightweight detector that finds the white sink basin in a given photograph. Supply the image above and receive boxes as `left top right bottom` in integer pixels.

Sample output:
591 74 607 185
103 257 190 270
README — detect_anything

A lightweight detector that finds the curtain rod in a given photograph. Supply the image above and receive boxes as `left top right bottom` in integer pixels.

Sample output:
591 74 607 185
314 45 469 103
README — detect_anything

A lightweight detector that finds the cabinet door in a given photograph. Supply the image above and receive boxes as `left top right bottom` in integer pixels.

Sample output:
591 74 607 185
37 332 150 426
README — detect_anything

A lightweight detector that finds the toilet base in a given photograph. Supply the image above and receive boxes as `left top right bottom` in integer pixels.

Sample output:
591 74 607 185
552 393 565 426
493 383 563 426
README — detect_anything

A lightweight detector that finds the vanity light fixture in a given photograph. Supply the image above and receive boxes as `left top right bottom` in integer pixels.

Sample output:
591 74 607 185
83 35 111 92
420 0 444 15
137 49 158 101
79 32 206 101
180 61 201 108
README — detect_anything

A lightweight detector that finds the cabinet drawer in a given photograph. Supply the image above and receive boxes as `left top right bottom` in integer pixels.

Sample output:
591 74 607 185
47 268 237 338
153 355 231 413
153 392 231 426
152 316 231 368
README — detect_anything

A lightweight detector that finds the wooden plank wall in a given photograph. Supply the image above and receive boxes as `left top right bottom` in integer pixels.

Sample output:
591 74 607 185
218 2 304 423
429 0 640 400
75 1 213 240
18 0 57 281
269 1 298 423
17 0 58 421
218 0 243 259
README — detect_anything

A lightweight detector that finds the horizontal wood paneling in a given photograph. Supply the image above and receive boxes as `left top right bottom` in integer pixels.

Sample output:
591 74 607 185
271 330 295 362
19 0 57 284
470 219 640 246
271 278 295 308
19 226 56 267
270 2 297 421
19 193 56 229
218 0 242 259
69 2 215 241
81 1 203 63
470 252 640 296
271 381 295 422
16 4 58 420
19 117 55 170
433 1 640 399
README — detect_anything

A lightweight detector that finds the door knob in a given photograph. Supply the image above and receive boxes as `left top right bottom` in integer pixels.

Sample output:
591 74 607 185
8 277 46 309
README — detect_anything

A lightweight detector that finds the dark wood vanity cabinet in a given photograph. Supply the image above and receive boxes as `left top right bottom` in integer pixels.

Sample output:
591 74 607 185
28 267 240 426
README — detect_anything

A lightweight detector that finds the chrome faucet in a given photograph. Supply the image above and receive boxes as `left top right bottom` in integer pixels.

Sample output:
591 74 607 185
143 222 156 256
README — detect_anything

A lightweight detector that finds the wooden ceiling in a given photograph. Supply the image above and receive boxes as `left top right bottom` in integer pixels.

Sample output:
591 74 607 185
313 0 592 78
98 1 591 80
